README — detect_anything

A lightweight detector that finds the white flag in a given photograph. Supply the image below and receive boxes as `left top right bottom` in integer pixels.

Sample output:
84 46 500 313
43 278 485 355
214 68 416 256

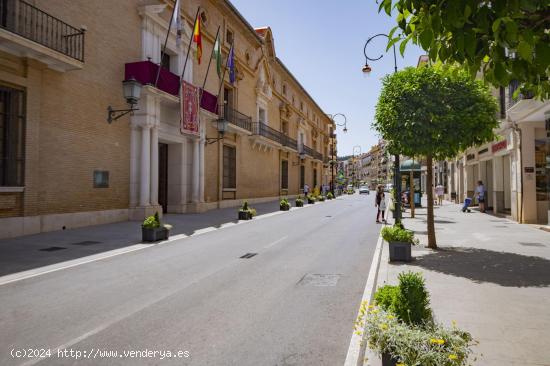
173 0 182 48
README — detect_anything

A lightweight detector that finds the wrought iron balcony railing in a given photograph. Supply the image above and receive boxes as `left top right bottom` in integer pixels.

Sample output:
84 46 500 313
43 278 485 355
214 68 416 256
0 0 85 61
223 106 252 132
281 134 298 150
252 122 284 144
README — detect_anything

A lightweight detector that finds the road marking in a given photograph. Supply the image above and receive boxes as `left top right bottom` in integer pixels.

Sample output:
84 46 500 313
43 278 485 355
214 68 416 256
343 233 384 366
0 244 153 286
191 226 217 235
263 236 288 249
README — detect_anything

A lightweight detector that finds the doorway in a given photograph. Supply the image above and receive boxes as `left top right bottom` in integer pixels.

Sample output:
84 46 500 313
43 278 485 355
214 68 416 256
159 143 168 213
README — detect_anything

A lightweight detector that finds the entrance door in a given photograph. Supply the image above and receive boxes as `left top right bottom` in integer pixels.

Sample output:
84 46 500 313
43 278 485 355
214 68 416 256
158 143 168 213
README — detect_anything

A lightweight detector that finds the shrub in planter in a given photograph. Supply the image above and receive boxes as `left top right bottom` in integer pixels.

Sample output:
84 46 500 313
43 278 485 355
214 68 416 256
381 225 418 262
318 195 325 202
327 192 334 200
307 194 316 204
358 305 473 366
374 272 432 326
238 201 256 220
142 212 170 242
295 196 304 207
280 198 291 211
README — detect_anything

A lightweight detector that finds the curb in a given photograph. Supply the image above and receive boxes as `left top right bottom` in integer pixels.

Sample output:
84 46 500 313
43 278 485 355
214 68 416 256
344 232 384 366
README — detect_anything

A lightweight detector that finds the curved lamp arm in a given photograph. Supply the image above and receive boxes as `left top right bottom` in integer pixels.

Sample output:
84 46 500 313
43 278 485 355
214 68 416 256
363 33 397 74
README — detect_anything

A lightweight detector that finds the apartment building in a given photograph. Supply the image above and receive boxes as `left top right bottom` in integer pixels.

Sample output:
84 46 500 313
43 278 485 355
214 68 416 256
0 0 333 238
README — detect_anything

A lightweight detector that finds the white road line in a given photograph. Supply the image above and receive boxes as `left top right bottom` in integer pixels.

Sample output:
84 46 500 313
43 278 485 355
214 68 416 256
262 236 288 249
343 233 384 366
191 226 217 235
0 244 153 286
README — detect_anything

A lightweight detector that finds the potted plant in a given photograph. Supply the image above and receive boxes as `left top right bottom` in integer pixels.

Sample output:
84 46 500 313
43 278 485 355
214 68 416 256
318 195 325 202
295 196 304 207
238 201 256 220
307 194 316 204
280 198 291 211
142 212 171 242
381 225 418 262
327 192 334 200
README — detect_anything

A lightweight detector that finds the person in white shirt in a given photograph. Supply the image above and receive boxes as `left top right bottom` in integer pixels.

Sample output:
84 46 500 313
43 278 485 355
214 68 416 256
435 184 445 205
475 180 486 213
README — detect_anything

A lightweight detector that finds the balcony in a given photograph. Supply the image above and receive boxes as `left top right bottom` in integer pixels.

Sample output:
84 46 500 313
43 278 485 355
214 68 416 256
125 61 218 115
221 106 252 134
0 0 84 71
281 134 298 152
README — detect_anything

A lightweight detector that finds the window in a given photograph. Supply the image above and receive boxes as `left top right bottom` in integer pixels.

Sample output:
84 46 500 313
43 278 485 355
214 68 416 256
160 52 170 70
93 170 109 188
226 28 234 45
282 121 288 135
0 86 25 187
223 145 236 189
281 160 288 189
300 165 305 189
300 101 303 111
282 83 287 96
258 107 266 124
200 11 208 25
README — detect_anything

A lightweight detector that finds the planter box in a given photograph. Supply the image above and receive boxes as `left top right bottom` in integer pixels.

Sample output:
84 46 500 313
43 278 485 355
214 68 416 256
382 352 400 366
142 226 169 242
307 199 315 204
280 206 290 211
388 241 412 262
238 210 252 220
296 201 304 207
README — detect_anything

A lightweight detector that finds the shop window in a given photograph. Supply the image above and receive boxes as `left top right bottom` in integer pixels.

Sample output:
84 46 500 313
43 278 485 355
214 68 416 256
281 160 288 189
223 145 236 189
0 86 25 187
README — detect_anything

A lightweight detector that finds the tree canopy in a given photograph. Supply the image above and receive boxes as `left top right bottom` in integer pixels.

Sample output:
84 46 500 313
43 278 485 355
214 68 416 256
374 66 499 160
379 0 550 99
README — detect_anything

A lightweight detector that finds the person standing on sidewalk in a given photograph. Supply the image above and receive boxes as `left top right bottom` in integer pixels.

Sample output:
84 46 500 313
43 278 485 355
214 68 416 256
475 180 486 213
435 183 445 206
375 186 386 223
303 183 310 197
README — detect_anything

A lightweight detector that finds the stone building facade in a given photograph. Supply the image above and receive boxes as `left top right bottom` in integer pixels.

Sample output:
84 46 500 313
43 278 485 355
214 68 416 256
0 0 333 238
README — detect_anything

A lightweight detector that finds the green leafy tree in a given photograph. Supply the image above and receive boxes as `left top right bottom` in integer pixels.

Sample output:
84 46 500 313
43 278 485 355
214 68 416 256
374 66 498 248
379 0 550 99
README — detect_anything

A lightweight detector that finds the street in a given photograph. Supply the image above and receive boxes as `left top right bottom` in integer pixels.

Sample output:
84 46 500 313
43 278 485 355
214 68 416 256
1 194 380 366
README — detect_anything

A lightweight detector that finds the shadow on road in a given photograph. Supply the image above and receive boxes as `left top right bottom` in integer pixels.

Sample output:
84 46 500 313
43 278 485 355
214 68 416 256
406 247 550 288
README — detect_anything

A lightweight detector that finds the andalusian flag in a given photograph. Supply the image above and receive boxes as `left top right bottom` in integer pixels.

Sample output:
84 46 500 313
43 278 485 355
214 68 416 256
193 15 202 64
228 44 235 84
212 34 222 77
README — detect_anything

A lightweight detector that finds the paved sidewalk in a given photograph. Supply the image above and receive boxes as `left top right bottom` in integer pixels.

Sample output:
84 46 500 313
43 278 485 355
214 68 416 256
0 199 297 277
368 201 550 366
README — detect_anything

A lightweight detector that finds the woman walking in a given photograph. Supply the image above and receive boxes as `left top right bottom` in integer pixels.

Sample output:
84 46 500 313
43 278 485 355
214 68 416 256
375 186 387 223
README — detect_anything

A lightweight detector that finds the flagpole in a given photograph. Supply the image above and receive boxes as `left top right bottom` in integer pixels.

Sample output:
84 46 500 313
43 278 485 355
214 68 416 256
216 43 233 115
154 2 177 88
180 7 201 82
199 26 220 105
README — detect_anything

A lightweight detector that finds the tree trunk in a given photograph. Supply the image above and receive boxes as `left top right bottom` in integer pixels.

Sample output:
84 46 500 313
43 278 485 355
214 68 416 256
410 159 415 218
426 155 437 249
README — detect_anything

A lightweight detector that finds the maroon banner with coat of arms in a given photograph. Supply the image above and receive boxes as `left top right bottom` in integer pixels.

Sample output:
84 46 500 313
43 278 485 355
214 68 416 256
181 80 199 135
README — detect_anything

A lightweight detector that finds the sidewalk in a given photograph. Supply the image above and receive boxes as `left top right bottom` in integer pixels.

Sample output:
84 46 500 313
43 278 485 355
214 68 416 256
369 201 550 366
0 199 288 277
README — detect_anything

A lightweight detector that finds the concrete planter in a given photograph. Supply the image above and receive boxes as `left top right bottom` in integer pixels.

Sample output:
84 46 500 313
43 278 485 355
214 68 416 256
307 199 316 204
296 201 304 207
142 226 169 242
280 206 290 211
388 241 412 262
238 211 252 220
382 352 399 366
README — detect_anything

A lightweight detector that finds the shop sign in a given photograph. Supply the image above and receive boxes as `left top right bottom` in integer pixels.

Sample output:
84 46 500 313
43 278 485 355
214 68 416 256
492 140 507 153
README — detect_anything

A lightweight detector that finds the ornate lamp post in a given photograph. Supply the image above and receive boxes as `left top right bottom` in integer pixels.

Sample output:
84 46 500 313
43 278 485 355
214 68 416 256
327 113 347 195
362 33 401 223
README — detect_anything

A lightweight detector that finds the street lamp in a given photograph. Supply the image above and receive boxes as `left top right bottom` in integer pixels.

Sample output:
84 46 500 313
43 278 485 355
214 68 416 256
327 113 348 195
362 33 402 224
107 78 142 123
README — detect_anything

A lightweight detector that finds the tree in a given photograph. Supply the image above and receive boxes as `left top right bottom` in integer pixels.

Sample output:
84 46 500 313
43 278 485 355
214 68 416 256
379 0 550 99
374 66 498 248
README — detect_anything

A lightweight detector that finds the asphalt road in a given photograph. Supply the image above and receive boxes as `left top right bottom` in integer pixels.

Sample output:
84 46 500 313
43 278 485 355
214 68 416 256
1 193 381 366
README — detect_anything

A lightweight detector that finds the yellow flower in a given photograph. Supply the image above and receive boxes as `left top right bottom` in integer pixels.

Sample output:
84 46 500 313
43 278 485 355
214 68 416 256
452 320 457 327
372 309 379 313
386 315 395 320
430 338 445 345
396 363 406 366
449 354 458 360
379 323 388 330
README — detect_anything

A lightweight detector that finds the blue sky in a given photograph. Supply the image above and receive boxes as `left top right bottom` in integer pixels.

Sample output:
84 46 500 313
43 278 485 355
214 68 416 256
230 0 425 156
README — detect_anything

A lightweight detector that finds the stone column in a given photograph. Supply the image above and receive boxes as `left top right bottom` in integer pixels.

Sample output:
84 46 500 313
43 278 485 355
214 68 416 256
150 126 159 206
139 125 151 207
199 127 205 203
192 139 200 202
129 125 140 208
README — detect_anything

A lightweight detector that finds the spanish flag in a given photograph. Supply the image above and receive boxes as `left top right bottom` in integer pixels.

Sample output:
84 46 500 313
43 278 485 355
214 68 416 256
193 15 202 64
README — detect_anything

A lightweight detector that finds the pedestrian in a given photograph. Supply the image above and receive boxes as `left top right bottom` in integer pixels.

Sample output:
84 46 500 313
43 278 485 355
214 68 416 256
303 183 309 197
475 180 486 213
375 186 387 223
435 183 444 206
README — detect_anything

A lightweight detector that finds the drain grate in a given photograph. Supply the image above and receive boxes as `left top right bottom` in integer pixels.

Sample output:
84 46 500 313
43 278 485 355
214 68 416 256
240 253 258 259
39 246 67 252
298 274 341 287
71 241 101 246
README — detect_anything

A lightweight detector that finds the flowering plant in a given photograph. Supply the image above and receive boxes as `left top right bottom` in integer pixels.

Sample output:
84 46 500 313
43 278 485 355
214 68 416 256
357 304 474 366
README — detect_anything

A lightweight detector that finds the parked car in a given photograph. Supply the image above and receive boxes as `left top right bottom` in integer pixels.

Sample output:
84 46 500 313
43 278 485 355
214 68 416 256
359 185 370 194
